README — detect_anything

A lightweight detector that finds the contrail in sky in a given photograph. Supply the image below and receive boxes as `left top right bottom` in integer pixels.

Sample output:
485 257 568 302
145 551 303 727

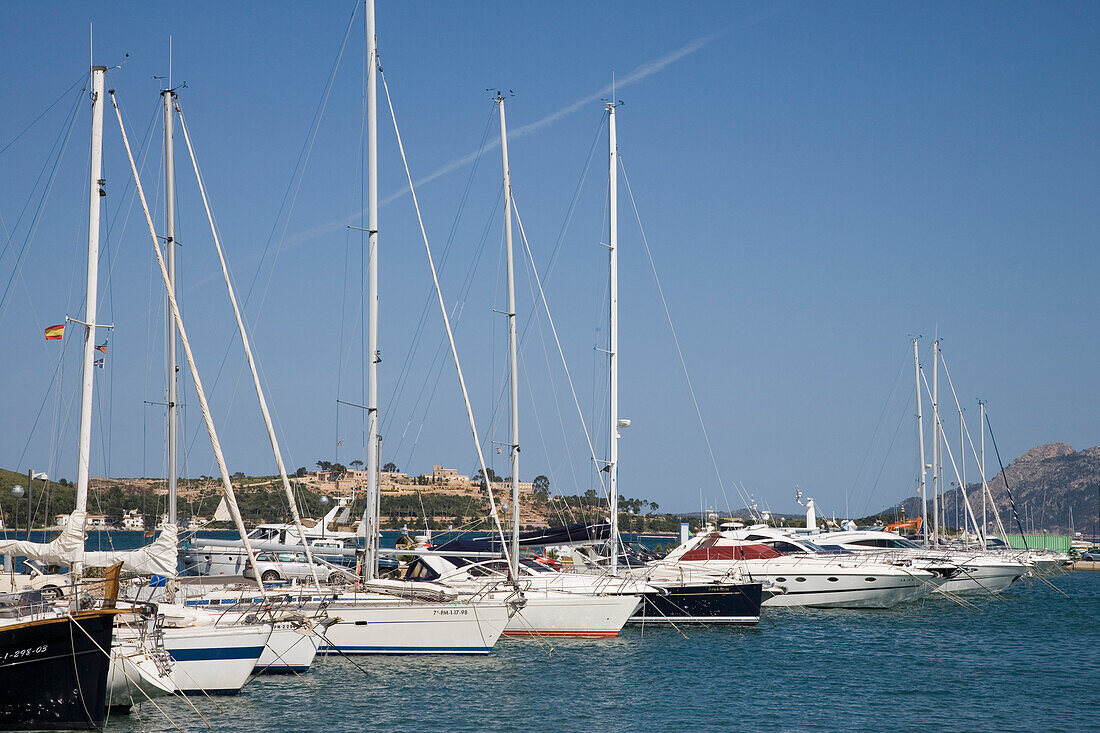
378 29 723 206
264 29 725 259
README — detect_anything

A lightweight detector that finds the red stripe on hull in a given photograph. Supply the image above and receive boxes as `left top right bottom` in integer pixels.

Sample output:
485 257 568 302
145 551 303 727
503 630 620 638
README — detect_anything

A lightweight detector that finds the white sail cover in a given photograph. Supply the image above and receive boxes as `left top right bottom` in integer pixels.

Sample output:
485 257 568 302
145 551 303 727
0 509 87 565
84 523 178 577
212 496 231 523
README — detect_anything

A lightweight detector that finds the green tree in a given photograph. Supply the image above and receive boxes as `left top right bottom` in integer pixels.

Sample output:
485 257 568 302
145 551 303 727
383 462 399 473
295 467 307 478
316 460 333 472
532 475 550 500
349 460 364 470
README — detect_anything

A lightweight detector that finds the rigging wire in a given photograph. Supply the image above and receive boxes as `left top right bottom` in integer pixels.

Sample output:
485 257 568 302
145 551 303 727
0 71 86 158
846 343 911 517
0 83 84 326
618 156 749 514
184 0 360 462
380 104 498 435
378 64 513 571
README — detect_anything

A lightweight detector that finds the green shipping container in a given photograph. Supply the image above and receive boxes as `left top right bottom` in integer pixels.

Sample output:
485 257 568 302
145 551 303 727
996 534 1072 552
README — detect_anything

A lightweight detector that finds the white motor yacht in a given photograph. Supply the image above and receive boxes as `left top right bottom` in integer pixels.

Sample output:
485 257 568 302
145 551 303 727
656 532 938 608
812 530 1028 595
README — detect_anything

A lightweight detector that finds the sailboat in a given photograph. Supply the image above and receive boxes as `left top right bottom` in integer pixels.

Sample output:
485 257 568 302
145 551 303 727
809 339 1027 596
432 98 764 624
176 0 513 656
390 94 644 638
0 64 124 731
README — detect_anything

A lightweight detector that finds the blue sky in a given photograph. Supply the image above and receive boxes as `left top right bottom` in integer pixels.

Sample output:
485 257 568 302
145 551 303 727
1 1 1097 518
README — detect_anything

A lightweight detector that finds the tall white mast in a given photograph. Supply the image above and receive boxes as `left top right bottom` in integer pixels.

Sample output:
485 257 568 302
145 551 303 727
959 403 965 536
363 0 381 580
913 338 927 544
607 101 620 574
174 103 321 587
111 90 267 597
73 65 107 587
932 338 941 541
979 399 986 538
496 93 520 578
162 86 179 526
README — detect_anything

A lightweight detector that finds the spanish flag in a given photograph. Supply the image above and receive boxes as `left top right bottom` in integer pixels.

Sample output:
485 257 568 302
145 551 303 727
44 324 65 340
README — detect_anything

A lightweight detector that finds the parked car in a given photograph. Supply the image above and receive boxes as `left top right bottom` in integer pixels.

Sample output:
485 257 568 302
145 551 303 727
243 551 346 584
0 561 69 599
1080 549 1100 562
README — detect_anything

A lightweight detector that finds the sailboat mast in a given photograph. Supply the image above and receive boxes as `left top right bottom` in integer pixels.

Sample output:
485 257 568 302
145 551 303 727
959 404 965 536
607 101 620 575
497 94 521 578
979 399 986 539
73 65 107 587
363 0 381 581
931 338 940 544
913 338 927 544
162 87 179 526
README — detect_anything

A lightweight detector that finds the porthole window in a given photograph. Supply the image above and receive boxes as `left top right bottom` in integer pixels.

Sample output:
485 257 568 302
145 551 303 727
775 577 787 583
865 577 877 582
827 577 838 582
795 577 806 582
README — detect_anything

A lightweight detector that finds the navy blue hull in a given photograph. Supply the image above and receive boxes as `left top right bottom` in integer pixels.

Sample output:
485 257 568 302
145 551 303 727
0 610 116 730
631 582 763 624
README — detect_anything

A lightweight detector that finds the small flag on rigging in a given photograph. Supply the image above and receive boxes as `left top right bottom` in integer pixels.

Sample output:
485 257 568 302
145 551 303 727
44 324 65 340
95 338 108 354
601 465 611 473
93 357 104 369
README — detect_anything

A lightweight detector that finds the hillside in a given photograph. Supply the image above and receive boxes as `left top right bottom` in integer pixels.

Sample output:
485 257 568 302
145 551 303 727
884 442 1100 535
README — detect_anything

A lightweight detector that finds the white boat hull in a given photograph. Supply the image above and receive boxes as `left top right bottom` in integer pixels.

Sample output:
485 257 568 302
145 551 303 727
937 562 1027 595
254 623 320 673
503 591 640 638
762 573 932 608
318 597 511 655
106 644 175 707
159 624 270 694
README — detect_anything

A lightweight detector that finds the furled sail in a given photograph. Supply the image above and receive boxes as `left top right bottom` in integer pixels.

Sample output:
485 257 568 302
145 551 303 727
84 523 178 577
0 509 86 565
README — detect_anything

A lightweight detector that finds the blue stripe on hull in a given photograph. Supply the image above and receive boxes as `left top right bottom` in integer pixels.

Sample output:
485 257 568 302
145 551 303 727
318 645 491 655
167 646 265 661
177 689 242 696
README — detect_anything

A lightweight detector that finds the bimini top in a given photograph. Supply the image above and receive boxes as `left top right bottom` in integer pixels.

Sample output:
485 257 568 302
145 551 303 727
433 521 612 554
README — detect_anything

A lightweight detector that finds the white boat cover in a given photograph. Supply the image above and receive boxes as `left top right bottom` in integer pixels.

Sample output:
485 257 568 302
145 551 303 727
0 509 86 565
85 523 179 577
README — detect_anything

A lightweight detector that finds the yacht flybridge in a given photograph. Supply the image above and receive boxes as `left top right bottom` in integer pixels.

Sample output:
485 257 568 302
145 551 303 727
180 497 361 576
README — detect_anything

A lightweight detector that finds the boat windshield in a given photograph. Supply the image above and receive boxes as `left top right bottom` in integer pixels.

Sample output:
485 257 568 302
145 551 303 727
799 540 841 554
519 559 555 573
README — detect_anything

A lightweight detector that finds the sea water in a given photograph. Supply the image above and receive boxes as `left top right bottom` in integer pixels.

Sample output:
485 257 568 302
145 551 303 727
102 569 1098 732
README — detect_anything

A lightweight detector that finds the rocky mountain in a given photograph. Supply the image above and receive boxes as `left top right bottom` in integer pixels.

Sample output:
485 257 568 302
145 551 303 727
898 442 1100 535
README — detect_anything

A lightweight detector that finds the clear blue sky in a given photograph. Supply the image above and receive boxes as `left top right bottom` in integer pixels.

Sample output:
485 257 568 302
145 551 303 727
1 1 1097 518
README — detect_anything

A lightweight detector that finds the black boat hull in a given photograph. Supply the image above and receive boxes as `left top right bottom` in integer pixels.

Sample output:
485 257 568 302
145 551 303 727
630 582 763 624
0 611 116 731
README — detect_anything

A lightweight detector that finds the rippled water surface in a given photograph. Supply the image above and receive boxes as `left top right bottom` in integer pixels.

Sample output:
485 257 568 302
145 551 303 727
109 571 1099 733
